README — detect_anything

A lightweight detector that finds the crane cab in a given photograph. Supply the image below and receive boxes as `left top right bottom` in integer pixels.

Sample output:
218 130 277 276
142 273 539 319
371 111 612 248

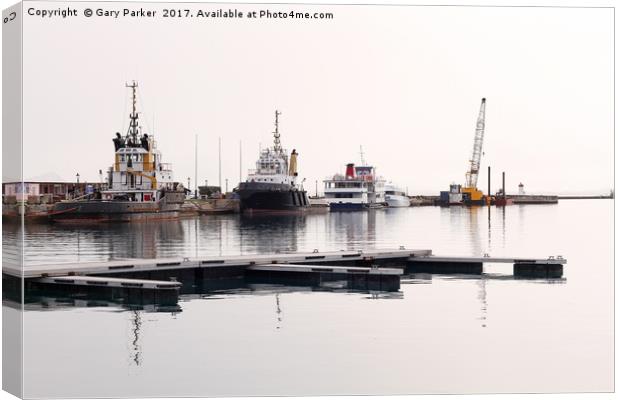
461 186 485 204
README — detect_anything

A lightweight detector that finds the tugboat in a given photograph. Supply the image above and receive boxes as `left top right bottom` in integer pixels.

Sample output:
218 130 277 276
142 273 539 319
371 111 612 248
50 82 186 222
237 110 309 213
324 156 387 211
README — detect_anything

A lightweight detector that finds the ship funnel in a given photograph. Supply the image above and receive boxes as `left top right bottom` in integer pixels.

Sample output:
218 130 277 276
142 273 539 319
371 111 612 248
345 163 356 179
289 149 298 176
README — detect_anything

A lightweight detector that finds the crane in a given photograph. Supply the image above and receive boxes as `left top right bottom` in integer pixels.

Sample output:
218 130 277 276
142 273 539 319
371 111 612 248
461 98 487 205
465 98 486 188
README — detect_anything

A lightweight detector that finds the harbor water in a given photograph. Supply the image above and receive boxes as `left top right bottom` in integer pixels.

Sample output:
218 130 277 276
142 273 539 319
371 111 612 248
3 200 613 396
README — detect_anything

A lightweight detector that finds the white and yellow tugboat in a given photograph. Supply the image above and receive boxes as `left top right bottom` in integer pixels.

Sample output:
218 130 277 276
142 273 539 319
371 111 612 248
51 82 185 222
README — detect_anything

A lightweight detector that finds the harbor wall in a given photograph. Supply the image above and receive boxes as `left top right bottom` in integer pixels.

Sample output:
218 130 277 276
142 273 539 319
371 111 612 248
508 195 558 204
181 198 240 215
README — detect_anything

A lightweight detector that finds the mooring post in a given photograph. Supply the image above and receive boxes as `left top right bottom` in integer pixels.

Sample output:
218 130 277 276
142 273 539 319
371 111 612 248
488 165 491 198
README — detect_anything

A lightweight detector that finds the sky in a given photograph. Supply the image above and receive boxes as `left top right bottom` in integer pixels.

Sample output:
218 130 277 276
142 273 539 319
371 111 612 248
13 2 614 195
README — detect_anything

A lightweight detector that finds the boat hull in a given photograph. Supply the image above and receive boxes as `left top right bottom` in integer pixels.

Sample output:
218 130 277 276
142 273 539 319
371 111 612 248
494 197 514 206
329 202 368 211
50 192 185 223
238 182 309 212
385 196 410 207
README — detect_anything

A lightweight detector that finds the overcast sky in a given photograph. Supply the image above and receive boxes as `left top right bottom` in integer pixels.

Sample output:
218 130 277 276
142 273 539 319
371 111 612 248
17 3 613 195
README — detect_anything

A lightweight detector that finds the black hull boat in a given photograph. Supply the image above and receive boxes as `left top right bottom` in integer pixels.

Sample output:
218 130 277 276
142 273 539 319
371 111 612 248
238 182 309 212
238 110 310 214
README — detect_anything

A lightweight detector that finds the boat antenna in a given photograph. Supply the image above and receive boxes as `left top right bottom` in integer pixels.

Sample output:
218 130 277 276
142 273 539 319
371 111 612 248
126 81 139 143
273 110 282 154
360 145 366 165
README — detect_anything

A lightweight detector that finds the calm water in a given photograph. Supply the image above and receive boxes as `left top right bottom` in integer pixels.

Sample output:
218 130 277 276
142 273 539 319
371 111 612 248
3 200 614 397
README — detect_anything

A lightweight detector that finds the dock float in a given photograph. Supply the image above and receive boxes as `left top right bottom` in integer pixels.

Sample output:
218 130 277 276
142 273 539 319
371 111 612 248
33 275 182 290
408 255 566 277
26 275 182 305
3 248 567 305
246 264 403 291
5 249 430 279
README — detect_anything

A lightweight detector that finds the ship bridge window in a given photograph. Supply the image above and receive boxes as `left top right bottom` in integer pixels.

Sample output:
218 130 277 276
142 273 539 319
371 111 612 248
335 182 362 189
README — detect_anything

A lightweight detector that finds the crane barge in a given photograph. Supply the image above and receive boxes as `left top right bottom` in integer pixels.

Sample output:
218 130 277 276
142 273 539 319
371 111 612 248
439 98 489 206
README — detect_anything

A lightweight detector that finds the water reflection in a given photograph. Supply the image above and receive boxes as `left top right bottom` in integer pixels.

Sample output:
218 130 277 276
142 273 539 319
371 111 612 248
478 278 487 328
364 291 405 300
328 210 378 249
275 293 283 330
1 226 22 269
19 220 185 263
2 297 182 313
12 208 518 267
238 213 307 254
130 310 142 366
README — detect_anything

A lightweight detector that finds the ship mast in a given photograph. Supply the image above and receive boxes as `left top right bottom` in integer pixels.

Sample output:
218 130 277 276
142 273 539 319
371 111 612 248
273 110 282 154
359 145 366 165
126 81 140 144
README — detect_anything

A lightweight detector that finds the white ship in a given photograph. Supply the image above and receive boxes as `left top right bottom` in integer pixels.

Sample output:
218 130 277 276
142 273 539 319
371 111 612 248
384 183 410 207
324 162 386 211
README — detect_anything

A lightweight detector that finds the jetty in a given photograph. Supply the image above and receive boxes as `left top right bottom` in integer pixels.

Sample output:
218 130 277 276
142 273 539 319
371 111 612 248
558 195 613 200
3 248 567 306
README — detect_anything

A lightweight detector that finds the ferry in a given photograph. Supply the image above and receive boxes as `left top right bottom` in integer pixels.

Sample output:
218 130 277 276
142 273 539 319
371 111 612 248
324 162 386 211
384 183 410 207
236 110 309 213
50 82 186 222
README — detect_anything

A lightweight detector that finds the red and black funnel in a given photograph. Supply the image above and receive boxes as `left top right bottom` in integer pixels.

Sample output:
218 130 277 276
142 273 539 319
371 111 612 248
345 163 355 179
